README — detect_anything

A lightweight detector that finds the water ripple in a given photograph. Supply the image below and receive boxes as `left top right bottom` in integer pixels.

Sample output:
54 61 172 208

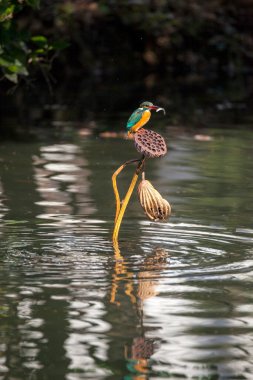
0 134 253 379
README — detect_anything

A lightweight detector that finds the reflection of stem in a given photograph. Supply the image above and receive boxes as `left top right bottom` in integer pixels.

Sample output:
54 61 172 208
111 240 169 310
113 157 145 242
111 239 136 305
110 239 124 305
125 283 137 304
113 239 122 260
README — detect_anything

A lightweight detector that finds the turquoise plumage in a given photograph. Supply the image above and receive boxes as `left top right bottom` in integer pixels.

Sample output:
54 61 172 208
126 108 143 131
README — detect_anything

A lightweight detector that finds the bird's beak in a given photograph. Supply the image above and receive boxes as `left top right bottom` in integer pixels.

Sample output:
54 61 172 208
148 105 166 115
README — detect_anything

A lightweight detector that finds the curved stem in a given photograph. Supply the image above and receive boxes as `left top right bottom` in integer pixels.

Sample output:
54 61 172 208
113 172 139 242
113 157 145 242
112 158 140 224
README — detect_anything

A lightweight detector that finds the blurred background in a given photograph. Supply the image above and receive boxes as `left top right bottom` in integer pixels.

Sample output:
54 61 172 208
1 3 253 379
0 0 253 138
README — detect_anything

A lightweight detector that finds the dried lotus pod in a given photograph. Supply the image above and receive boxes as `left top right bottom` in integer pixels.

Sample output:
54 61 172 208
137 179 171 221
134 129 167 158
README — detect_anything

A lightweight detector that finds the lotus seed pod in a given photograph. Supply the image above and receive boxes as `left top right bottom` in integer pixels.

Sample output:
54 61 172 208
134 129 167 158
137 179 171 221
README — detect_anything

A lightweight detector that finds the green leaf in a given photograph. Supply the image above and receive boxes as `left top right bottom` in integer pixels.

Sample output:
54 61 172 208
35 48 46 54
5 72 18 83
0 55 12 68
31 35 48 46
7 63 28 75
0 5 15 22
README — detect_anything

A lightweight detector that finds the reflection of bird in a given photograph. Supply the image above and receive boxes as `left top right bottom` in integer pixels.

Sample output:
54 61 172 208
126 101 165 136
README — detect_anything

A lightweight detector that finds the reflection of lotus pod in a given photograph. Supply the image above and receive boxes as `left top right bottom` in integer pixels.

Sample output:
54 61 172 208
137 179 171 221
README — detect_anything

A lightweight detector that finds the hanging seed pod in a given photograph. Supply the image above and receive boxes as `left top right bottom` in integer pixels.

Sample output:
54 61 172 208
137 177 171 221
134 129 167 158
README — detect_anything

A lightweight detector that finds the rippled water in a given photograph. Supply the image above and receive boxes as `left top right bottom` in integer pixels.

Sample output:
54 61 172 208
0 128 252 379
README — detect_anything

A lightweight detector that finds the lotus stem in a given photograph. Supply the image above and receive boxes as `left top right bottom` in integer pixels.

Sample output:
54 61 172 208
113 172 138 241
112 158 140 224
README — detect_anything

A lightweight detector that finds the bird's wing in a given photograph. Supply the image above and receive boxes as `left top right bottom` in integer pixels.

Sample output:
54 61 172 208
126 108 143 130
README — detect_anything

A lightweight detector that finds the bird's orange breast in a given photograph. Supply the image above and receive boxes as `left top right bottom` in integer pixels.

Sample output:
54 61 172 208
131 110 151 133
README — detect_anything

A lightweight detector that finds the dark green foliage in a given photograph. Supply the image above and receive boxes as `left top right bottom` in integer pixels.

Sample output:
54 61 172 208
94 0 253 74
0 0 64 83
1 0 253 84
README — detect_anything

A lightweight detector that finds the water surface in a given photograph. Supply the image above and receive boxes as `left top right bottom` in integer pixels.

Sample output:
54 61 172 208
0 127 252 379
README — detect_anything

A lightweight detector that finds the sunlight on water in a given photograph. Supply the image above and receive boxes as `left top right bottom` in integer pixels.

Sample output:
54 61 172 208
0 129 253 379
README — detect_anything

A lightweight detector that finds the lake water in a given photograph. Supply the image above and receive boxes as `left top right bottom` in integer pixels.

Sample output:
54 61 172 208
0 126 252 379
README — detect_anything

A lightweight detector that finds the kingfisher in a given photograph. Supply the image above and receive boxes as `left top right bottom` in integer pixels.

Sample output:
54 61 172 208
126 101 165 136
